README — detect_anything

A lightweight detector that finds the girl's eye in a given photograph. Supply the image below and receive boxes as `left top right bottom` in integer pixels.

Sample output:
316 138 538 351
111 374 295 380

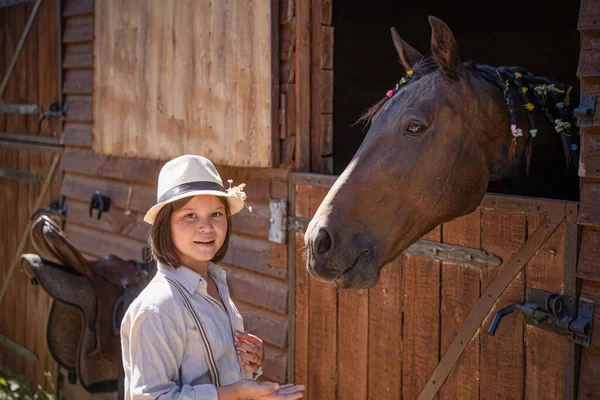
405 123 425 136
211 212 223 218
185 213 197 219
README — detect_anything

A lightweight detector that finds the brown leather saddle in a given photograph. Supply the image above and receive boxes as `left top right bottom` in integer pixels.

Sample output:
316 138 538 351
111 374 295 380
20 215 155 393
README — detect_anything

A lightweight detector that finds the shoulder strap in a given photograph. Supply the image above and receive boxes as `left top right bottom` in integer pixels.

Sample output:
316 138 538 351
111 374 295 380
164 276 221 386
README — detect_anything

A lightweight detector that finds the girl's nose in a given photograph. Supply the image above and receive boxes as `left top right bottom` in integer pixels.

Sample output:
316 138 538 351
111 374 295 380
197 219 213 232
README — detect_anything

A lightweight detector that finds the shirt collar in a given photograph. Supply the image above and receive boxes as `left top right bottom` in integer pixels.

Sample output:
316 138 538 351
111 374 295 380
157 261 227 295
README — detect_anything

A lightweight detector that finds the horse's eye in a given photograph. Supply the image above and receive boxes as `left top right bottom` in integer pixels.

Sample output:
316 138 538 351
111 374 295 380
405 123 425 136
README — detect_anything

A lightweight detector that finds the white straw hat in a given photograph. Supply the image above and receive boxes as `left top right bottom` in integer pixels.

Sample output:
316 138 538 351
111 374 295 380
143 155 249 224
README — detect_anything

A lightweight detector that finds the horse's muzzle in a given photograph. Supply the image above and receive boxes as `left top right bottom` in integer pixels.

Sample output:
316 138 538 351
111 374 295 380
305 223 380 289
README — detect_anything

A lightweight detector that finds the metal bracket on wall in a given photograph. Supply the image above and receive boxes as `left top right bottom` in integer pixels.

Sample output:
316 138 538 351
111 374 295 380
269 199 288 244
0 102 42 114
574 94 597 127
489 288 595 347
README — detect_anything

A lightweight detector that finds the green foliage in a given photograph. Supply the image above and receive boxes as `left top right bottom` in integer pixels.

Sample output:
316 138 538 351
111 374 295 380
0 371 63 400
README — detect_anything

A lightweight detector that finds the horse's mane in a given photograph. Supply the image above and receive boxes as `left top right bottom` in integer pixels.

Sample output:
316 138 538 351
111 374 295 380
358 58 580 169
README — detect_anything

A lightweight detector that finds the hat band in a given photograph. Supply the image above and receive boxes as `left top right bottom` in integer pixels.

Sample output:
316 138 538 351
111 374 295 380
158 181 225 203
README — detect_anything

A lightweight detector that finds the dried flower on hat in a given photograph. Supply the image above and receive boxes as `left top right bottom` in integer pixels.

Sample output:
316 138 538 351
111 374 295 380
227 180 252 212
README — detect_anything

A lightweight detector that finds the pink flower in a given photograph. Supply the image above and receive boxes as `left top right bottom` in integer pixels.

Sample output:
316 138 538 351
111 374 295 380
386 90 394 99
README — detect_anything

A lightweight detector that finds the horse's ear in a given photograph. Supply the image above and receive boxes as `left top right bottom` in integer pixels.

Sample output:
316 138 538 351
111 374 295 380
428 16 460 76
391 27 424 72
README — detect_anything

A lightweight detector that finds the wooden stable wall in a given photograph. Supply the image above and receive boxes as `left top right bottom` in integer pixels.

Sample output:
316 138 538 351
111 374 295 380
93 0 276 168
575 1 600 398
0 0 62 391
57 0 293 397
292 174 579 400
280 0 334 173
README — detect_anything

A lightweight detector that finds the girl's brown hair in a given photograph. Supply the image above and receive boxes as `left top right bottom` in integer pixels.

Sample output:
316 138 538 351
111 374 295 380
149 196 232 268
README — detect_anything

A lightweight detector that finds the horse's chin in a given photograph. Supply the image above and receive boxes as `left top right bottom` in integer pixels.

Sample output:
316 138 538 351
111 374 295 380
333 253 381 289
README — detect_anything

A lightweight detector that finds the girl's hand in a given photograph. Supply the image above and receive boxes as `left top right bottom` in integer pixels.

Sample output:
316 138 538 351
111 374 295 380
234 379 279 399
234 331 265 373
257 384 305 399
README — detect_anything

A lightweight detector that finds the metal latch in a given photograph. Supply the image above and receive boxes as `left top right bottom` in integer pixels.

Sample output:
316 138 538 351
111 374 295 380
269 199 287 244
489 288 594 347
38 102 67 132
574 94 596 127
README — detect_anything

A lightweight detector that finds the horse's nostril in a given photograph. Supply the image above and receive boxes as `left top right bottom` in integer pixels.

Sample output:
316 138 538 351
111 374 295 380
315 229 332 256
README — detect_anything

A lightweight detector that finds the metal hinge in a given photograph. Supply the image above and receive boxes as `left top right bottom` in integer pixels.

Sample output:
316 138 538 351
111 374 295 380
574 94 596 127
489 288 595 347
269 199 288 244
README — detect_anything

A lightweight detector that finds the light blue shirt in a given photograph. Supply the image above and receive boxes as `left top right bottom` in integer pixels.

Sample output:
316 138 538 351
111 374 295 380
121 261 253 399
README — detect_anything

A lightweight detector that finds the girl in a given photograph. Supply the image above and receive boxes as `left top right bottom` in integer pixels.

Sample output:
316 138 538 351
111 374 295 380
121 155 304 399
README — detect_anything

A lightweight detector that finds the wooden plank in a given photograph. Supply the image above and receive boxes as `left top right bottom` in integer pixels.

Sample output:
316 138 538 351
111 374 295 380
295 0 311 171
579 126 600 178
579 177 600 226
524 213 566 400
15 147 29 375
402 252 441 400
307 184 336 400
294 184 311 391
367 257 402 400
60 148 163 185
63 43 93 69
63 69 93 94
320 70 333 115
580 78 600 126
61 173 156 213
263 344 288 383
579 279 600 347
65 223 145 261
280 0 294 25
578 34 600 78
65 95 92 121
63 0 94 16
321 0 332 25
226 266 289 315
310 0 323 173
280 23 295 62
480 194 567 217
290 172 337 188
562 204 579 400
37 0 59 137
321 26 333 70
271 0 280 169
60 149 289 202
65 198 150 242
237 302 288 349
320 114 333 174
63 16 93 43
224 235 287 279
337 288 368 400
61 122 92 146
307 278 337 400
94 0 273 167
479 209 526 400
439 209 481 400
577 226 600 282
578 346 600 400
32 150 57 388
579 0 600 33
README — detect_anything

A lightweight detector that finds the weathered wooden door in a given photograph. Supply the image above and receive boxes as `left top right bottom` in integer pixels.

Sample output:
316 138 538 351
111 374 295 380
289 172 583 400
0 0 63 389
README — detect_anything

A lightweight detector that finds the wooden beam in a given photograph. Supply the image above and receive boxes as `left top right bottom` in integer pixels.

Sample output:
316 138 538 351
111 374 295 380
295 0 311 171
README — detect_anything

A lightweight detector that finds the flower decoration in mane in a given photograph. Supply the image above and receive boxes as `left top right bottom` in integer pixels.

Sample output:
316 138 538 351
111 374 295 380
227 180 252 212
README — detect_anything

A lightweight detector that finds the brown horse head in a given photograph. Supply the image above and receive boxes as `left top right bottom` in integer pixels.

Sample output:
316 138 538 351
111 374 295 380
304 16 579 289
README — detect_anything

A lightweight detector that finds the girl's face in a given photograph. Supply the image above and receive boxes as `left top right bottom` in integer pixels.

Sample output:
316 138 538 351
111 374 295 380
170 195 228 269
